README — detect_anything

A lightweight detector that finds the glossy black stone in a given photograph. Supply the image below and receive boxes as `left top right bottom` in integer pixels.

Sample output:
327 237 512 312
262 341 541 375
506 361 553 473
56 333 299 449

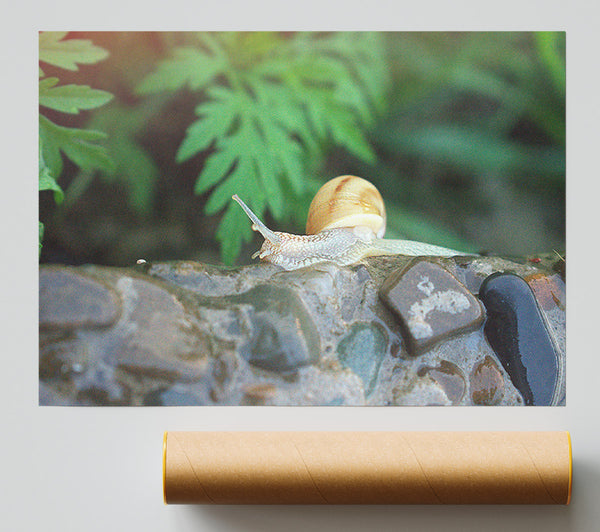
479 272 559 406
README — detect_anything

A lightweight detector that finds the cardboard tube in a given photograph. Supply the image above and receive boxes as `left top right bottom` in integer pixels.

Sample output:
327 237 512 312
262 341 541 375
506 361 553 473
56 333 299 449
163 431 572 505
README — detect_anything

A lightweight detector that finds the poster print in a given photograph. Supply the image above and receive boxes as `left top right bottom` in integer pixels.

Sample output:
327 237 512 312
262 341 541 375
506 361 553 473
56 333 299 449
39 32 565 406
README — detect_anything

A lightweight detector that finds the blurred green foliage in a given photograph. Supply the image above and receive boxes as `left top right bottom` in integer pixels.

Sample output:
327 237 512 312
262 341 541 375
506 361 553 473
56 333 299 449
39 32 565 266
366 32 565 252
38 32 114 254
380 32 564 172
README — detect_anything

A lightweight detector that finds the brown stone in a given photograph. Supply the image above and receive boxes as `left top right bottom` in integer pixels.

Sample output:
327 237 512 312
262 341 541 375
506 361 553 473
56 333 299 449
242 383 278 405
417 360 466 404
470 355 505 405
379 259 485 354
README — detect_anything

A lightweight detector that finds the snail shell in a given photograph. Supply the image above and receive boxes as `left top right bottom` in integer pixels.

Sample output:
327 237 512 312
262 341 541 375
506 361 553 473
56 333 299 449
306 175 386 238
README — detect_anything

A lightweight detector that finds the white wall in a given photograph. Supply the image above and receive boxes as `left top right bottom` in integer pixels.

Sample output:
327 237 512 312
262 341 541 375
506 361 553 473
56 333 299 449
3 2 599 530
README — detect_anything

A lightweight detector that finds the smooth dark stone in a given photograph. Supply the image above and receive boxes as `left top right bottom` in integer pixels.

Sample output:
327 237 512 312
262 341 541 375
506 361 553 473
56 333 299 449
108 276 211 382
379 259 485 354
337 322 388 396
39 267 121 329
232 285 321 374
479 272 559 406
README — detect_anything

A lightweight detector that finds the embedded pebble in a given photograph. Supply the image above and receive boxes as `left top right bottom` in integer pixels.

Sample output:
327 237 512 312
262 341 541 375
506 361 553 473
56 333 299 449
337 322 389 396
39 382 72 406
479 272 560 406
392 374 454 406
144 386 207 406
416 360 466 404
242 383 278 405
524 273 565 312
469 355 505 405
232 285 321 374
148 260 278 296
379 259 485 354
39 268 121 329
74 363 129 405
110 276 212 381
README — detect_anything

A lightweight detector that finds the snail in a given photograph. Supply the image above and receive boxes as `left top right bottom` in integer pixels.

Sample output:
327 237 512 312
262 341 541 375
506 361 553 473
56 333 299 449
232 175 470 271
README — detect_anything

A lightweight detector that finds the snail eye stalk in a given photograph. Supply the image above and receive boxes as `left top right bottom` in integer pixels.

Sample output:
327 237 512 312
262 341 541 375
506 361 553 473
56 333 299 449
232 195 281 246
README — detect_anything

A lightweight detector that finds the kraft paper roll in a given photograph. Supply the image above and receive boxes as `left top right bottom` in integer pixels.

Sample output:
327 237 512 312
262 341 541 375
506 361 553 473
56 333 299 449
163 431 572 505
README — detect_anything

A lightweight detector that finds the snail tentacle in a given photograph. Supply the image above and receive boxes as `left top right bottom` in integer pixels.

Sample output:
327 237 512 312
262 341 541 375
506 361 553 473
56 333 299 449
232 195 281 246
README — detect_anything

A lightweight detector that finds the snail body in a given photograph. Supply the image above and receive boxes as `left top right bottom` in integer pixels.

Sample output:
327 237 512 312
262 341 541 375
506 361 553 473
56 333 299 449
232 175 470 271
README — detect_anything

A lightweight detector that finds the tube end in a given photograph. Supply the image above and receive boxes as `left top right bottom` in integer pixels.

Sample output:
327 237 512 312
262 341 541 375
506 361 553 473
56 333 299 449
566 431 572 505
162 431 168 505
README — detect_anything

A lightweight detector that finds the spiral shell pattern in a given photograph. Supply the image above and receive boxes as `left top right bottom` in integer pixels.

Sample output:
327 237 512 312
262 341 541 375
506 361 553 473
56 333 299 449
306 175 386 238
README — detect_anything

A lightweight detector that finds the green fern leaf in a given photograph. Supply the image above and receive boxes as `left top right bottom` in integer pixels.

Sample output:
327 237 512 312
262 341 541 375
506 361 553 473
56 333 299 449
176 99 237 162
252 113 305 195
109 134 159 214
300 33 388 127
328 107 376 162
333 77 374 126
215 200 253 265
255 160 285 217
39 222 44 256
204 147 257 215
253 151 284 218
276 137 305 194
39 141 64 204
39 32 109 71
212 153 268 264
39 169 64 203
248 77 321 158
535 32 565 94
244 119 284 217
303 93 329 139
39 77 113 114
353 34 390 114
136 47 224 94
193 143 238 196
39 115 113 178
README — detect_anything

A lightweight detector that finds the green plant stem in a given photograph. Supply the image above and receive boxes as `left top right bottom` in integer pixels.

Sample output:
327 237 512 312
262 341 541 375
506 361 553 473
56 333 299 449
63 170 95 208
